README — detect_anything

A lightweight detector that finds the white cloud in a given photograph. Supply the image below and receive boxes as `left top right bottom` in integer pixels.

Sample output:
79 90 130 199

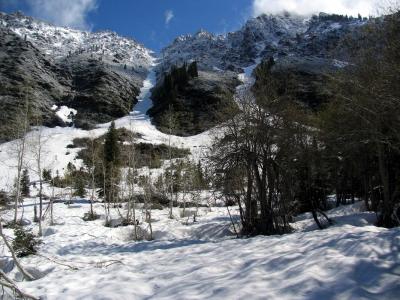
26 0 98 30
165 9 174 25
252 0 391 17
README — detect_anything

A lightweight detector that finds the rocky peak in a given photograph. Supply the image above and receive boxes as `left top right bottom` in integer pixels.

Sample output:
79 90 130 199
0 11 154 73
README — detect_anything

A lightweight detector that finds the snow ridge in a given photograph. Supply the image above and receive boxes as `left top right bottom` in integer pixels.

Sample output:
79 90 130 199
0 11 154 71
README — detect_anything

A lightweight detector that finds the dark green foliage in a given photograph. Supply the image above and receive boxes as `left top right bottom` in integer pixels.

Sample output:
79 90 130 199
188 61 199 78
52 170 67 188
77 129 189 171
42 169 52 182
0 190 10 207
21 169 30 197
73 169 87 197
253 57 332 109
12 227 41 257
104 121 120 165
318 12 400 227
103 121 121 202
149 66 239 136
313 13 353 22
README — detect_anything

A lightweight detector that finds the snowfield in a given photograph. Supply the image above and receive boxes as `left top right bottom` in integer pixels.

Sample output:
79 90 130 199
1 200 399 299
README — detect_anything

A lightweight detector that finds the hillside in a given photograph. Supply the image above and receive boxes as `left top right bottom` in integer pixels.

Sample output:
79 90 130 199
149 13 367 135
0 12 153 141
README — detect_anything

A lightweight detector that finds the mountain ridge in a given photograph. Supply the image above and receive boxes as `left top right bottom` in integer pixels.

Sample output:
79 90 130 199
0 10 370 140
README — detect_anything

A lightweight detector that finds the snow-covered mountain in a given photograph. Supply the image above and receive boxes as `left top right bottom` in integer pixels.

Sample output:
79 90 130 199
0 10 369 141
159 12 366 73
0 11 155 141
149 12 368 136
0 11 153 71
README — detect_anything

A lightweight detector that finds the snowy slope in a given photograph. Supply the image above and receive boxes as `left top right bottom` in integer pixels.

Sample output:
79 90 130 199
1 200 398 299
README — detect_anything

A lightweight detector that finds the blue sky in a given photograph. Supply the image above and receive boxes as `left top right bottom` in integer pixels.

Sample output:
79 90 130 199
90 0 253 51
1 0 253 52
0 0 382 52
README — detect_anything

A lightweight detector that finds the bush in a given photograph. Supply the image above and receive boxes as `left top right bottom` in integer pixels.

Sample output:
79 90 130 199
151 202 163 210
42 169 52 182
0 190 11 207
83 211 100 221
12 227 41 257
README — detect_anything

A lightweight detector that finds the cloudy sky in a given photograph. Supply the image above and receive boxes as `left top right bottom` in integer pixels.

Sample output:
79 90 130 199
0 0 388 51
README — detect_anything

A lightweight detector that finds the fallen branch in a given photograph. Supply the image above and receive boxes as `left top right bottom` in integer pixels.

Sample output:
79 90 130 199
0 270 38 300
36 254 124 270
35 254 79 270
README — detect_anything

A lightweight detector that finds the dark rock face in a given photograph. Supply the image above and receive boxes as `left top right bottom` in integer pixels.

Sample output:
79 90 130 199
0 28 68 141
0 12 152 141
58 57 141 129
149 71 240 136
0 27 146 141
255 57 336 109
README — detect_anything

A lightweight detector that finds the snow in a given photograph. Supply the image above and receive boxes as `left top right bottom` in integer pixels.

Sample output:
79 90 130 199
235 59 261 102
55 106 77 123
333 59 349 68
1 199 399 299
130 59 158 120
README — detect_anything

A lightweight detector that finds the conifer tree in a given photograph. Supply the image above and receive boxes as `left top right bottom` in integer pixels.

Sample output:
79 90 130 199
103 121 121 204
104 121 120 164
20 169 30 197
188 61 198 78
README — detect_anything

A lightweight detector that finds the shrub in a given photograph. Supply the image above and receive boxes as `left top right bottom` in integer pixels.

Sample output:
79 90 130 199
42 169 52 182
12 227 41 257
83 211 100 221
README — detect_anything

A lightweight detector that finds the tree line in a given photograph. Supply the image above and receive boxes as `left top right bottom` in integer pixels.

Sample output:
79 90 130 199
210 11 400 235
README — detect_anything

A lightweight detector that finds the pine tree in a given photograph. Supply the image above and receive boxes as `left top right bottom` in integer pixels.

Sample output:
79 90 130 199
103 121 121 204
21 169 30 197
42 169 52 182
104 121 120 164
188 61 199 78
74 172 86 198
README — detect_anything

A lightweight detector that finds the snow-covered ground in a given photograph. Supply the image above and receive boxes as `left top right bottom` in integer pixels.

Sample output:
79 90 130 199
1 199 399 299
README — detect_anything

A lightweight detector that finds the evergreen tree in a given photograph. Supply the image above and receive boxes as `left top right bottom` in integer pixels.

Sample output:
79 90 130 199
74 171 86 198
103 121 121 203
21 169 30 197
188 61 199 78
42 169 52 182
104 121 120 164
